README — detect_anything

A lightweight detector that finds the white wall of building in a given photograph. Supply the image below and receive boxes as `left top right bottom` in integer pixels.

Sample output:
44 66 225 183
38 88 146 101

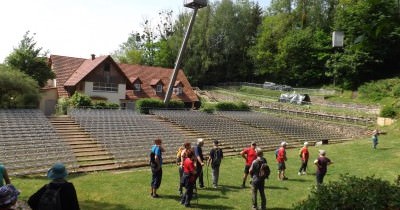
84 82 126 104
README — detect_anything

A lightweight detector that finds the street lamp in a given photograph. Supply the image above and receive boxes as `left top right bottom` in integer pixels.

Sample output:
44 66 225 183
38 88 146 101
164 0 208 104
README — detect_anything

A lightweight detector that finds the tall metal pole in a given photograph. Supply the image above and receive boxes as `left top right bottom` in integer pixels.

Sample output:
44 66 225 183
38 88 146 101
164 7 199 104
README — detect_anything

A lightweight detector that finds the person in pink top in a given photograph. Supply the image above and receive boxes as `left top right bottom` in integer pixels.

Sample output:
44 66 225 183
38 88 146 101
240 141 258 188
298 142 310 175
276 141 288 181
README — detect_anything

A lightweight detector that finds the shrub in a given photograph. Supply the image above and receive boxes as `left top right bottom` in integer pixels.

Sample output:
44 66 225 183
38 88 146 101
136 98 165 114
380 106 397 118
293 175 400 210
166 100 185 109
69 92 92 108
57 97 70 115
215 101 250 111
200 103 216 113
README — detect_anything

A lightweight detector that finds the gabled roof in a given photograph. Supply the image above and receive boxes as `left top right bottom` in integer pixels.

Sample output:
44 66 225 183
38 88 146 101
50 55 86 97
150 79 163 86
119 64 198 103
174 80 184 87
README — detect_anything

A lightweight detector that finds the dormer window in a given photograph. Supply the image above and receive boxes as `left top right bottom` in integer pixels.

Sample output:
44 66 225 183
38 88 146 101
156 84 163 93
173 81 184 95
134 83 141 92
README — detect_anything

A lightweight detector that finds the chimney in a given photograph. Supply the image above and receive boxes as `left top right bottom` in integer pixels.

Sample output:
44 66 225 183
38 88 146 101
91 54 96 60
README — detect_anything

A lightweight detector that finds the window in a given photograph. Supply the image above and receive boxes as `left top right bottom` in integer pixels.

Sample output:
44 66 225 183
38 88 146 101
103 64 111 83
134 83 141 92
156 84 163 93
93 82 118 92
173 87 183 95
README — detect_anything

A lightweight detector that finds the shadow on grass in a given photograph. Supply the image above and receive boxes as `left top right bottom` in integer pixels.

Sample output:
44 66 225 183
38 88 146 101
269 207 292 210
80 200 130 210
285 178 313 182
192 203 235 209
266 185 289 190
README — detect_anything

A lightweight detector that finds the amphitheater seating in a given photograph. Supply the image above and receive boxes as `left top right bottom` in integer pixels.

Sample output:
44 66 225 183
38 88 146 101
0 109 77 175
151 110 286 151
69 109 196 165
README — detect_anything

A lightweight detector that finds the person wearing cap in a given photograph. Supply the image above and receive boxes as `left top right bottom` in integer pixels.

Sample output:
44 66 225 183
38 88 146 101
0 184 19 210
276 141 288 181
249 147 267 210
0 164 11 187
150 138 165 198
193 138 205 189
208 140 223 188
314 150 333 185
298 142 310 175
240 141 258 188
28 162 80 210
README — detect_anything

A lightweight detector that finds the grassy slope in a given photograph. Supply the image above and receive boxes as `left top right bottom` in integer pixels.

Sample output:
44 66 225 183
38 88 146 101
12 128 400 210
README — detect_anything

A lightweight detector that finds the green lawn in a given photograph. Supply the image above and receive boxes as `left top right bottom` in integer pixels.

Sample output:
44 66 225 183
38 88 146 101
11 130 400 210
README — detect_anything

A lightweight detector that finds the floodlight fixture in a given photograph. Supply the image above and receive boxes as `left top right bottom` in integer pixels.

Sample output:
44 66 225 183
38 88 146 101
332 31 344 48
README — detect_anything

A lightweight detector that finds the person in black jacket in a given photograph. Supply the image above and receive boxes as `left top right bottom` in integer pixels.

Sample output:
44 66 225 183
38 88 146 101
28 162 80 210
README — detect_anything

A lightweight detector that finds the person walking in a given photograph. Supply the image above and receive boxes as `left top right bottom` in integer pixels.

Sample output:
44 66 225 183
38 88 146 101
298 142 310 175
0 164 11 187
276 141 288 181
28 162 80 210
193 138 205 189
249 147 268 210
240 141 258 188
180 150 196 208
150 138 165 198
314 150 333 185
208 140 223 188
372 129 380 149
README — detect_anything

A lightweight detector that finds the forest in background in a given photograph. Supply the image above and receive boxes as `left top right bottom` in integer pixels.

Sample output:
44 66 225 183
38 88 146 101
114 0 400 90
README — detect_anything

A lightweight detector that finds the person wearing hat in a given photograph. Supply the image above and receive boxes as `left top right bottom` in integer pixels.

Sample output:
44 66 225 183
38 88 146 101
0 184 19 210
28 162 80 210
314 150 333 185
298 142 310 176
150 138 165 198
193 138 205 189
276 141 288 181
207 140 223 188
240 141 258 188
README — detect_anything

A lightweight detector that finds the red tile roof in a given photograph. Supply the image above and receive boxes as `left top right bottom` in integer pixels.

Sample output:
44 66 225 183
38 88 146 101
49 55 199 103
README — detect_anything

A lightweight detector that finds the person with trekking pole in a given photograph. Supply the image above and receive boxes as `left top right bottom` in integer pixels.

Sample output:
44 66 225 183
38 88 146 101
193 138 205 189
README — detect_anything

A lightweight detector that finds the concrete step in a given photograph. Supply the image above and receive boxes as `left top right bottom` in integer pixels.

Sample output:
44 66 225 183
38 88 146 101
76 163 120 173
77 155 114 162
74 151 110 157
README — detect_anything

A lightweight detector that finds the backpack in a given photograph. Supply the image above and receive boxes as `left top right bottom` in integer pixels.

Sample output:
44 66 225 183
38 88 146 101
149 151 158 172
211 148 222 167
38 184 62 210
275 148 279 158
176 146 184 163
258 159 270 180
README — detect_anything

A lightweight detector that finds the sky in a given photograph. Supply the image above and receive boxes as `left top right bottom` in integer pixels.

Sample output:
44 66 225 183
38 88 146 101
0 0 270 62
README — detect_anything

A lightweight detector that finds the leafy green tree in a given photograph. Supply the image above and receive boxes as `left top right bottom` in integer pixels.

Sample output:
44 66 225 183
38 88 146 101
0 64 40 108
5 31 55 87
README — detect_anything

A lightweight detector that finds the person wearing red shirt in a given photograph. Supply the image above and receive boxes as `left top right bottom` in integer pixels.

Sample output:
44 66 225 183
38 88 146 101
298 142 310 175
180 150 196 207
240 141 258 188
276 142 288 181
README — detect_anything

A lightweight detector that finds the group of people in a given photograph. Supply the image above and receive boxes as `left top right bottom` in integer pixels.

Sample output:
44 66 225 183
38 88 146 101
0 162 80 210
150 138 224 207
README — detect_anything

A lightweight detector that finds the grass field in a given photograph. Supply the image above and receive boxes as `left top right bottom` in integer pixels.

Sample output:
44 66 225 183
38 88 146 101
10 126 400 210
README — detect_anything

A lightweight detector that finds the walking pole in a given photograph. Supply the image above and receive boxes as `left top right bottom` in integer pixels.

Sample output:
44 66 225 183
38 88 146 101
206 163 210 188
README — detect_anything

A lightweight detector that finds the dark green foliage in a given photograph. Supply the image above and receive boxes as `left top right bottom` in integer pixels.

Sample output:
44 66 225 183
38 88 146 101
93 101 120 109
166 100 185 109
380 106 397 118
0 64 40 108
5 31 55 87
136 98 165 114
69 92 92 108
215 101 249 111
200 103 216 113
294 175 400 210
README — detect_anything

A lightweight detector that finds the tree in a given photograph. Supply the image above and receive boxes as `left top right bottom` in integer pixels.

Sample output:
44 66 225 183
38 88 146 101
0 64 40 108
5 31 55 87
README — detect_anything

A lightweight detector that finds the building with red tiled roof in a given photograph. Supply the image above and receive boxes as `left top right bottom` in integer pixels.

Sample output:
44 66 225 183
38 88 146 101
40 54 199 114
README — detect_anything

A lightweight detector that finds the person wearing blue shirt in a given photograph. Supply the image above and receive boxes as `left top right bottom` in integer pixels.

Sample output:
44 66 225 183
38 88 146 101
150 139 165 198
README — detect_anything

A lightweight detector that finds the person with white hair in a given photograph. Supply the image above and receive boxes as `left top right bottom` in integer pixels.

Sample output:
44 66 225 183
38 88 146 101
314 150 333 185
298 142 310 175
276 141 288 181
193 138 205 188
249 147 268 210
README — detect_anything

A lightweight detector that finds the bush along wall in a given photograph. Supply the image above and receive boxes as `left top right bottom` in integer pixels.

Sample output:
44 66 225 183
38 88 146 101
293 174 400 210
